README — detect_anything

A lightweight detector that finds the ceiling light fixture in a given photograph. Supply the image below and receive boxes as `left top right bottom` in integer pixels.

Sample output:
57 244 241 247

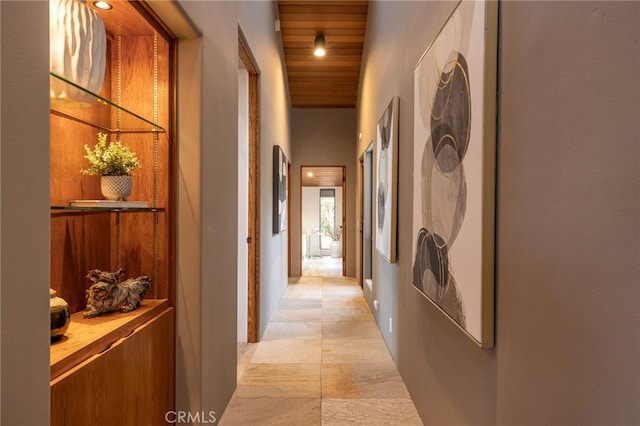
307 172 314 177
313 35 326 57
93 1 113 10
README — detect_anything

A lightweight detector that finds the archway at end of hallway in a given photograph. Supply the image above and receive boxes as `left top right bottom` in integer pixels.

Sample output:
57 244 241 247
300 166 346 277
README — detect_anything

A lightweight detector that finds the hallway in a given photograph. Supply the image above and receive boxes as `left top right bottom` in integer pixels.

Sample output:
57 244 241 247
220 276 422 425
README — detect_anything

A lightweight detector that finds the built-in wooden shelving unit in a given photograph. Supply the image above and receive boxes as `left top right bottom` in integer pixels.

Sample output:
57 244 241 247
49 2 175 423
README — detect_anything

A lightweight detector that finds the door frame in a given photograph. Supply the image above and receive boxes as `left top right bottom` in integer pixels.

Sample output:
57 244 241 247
361 144 374 287
299 165 347 277
287 161 292 277
239 28 260 343
359 153 364 286
341 167 346 276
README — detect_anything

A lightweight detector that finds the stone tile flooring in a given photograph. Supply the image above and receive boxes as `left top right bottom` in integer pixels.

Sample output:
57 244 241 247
302 256 343 277
220 276 423 425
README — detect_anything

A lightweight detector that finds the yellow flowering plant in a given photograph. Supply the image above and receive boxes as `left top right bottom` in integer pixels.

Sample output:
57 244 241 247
80 132 141 176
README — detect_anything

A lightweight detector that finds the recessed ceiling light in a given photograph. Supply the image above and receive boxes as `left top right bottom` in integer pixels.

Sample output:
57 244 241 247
93 1 112 10
314 35 325 57
307 172 314 177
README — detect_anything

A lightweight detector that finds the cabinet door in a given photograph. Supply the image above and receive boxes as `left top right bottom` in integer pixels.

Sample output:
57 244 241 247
51 309 174 426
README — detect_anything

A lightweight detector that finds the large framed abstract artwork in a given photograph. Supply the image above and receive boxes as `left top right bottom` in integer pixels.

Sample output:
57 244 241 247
375 96 399 263
412 0 497 347
273 145 287 234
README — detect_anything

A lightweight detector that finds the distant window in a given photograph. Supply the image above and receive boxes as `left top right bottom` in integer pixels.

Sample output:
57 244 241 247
319 189 335 249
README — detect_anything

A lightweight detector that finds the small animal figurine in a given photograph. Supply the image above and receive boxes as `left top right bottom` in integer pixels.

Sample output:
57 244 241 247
83 268 151 318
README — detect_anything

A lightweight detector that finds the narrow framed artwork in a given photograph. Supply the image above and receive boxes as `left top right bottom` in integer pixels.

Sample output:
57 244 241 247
375 96 399 263
273 145 287 234
412 0 497 347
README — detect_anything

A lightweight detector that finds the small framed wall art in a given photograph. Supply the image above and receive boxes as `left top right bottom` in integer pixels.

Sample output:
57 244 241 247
273 145 287 234
375 96 399 263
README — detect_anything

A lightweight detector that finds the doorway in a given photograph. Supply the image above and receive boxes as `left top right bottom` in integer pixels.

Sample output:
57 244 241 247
238 62 249 343
361 144 373 290
238 29 260 344
300 166 346 277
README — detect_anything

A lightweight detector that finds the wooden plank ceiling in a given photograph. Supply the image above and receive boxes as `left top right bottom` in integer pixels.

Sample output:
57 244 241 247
301 166 344 187
277 0 368 108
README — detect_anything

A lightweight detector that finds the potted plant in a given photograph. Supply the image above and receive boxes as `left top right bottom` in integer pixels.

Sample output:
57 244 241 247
330 226 343 258
81 132 141 201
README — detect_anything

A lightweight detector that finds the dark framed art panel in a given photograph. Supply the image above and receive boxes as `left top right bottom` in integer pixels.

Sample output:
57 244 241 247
411 0 497 348
273 145 287 234
375 96 399 263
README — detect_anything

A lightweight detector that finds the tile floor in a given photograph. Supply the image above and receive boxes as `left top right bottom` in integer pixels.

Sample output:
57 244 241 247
220 276 423 426
302 256 343 277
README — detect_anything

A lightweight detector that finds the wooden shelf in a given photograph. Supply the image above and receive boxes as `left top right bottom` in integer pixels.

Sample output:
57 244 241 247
51 206 165 212
50 299 169 381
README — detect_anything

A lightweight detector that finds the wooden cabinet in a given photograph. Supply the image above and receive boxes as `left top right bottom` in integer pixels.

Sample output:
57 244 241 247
49 2 175 423
51 308 174 426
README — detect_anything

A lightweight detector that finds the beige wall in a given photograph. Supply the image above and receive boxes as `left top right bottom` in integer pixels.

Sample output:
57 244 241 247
496 2 639 423
290 109 357 277
0 2 51 425
165 0 292 417
358 1 639 425
237 1 292 339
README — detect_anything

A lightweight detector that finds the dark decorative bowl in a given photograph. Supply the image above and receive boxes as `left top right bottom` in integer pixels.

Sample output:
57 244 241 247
50 289 70 342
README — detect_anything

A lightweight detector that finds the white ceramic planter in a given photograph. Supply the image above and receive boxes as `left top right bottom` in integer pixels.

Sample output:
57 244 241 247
101 175 132 201
330 240 342 258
